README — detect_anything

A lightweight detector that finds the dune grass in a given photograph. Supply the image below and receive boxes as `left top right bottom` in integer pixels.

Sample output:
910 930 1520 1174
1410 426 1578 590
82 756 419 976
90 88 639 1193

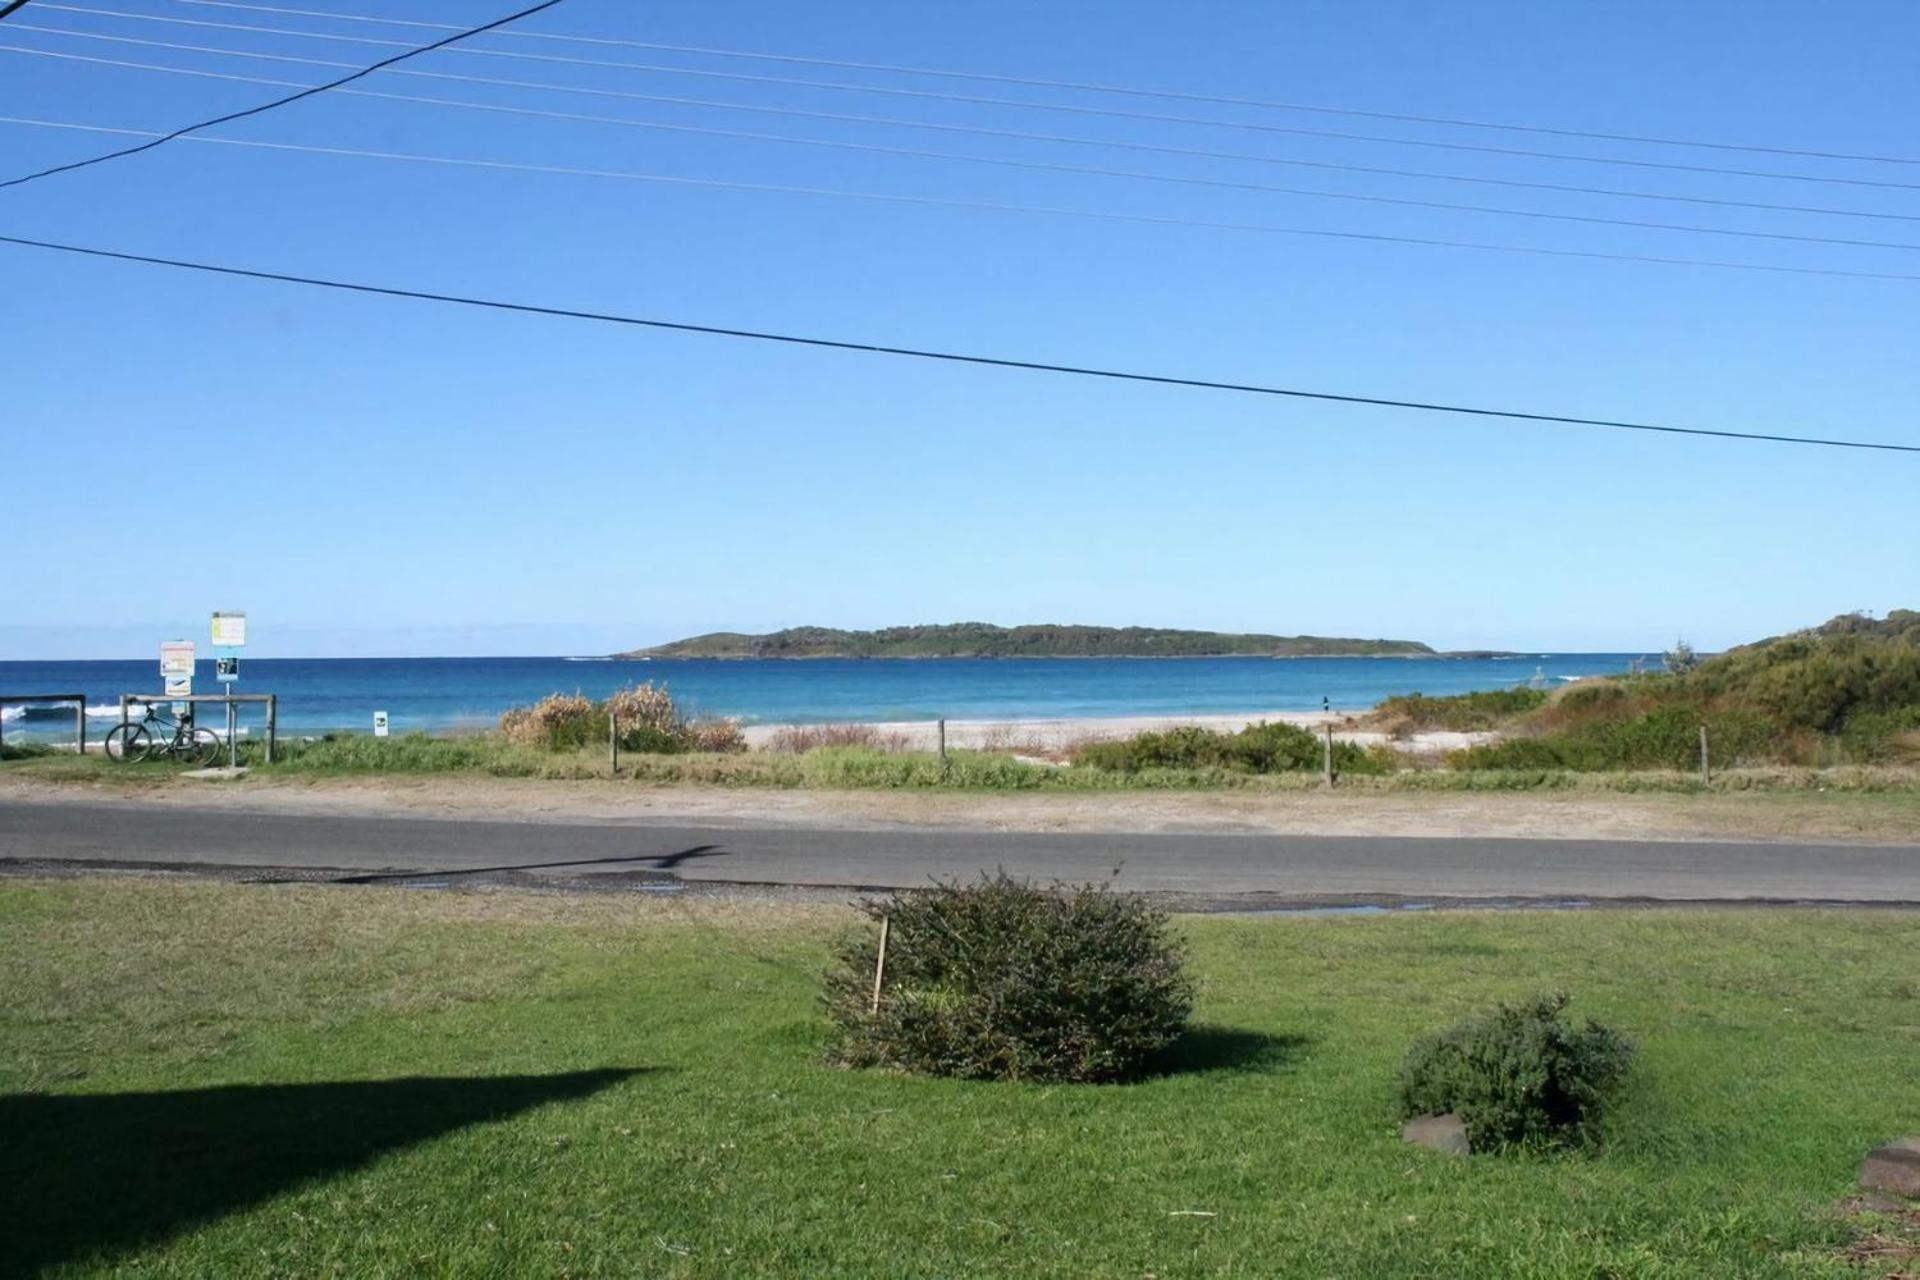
7 734 1920 798
1 880 1913 1277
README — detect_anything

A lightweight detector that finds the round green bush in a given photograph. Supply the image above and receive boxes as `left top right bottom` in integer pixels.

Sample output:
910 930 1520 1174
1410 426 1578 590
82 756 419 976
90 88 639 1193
1399 993 1632 1149
823 874 1194 1083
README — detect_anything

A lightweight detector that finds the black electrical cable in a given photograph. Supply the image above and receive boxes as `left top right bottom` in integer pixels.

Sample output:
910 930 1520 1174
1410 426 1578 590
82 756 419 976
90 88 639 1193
0 0 565 189
2 231 1913 455
153 0 1920 167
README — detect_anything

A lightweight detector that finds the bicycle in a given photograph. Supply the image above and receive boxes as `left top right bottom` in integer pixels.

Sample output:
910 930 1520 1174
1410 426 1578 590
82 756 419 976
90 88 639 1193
104 702 222 765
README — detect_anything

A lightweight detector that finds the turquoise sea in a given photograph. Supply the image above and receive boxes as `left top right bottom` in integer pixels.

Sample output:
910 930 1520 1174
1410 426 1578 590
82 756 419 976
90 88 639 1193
0 653 1646 740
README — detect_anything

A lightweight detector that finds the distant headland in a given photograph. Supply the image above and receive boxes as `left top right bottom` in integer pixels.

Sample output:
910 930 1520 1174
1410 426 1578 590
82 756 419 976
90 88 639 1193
616 623 1473 660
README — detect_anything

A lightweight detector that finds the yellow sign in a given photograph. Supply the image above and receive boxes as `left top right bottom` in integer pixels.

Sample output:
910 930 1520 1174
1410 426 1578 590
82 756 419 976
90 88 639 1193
211 612 247 648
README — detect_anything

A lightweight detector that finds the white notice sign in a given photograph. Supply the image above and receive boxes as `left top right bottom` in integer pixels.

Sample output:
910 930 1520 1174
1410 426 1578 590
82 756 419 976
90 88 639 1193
160 640 195 677
373 710 390 737
211 612 247 648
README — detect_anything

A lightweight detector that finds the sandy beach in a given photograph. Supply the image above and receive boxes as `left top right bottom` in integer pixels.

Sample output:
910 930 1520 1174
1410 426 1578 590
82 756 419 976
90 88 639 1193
738 710 1493 756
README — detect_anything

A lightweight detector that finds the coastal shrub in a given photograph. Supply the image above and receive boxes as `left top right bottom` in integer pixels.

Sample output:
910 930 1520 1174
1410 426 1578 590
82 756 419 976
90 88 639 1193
1399 993 1632 1150
1404 612 1920 771
497 683 744 755
681 718 748 753
1370 687 1550 734
1073 721 1383 775
1839 707 1920 762
499 693 599 751
824 873 1194 1083
765 723 911 754
1449 707 1782 772
604 683 680 737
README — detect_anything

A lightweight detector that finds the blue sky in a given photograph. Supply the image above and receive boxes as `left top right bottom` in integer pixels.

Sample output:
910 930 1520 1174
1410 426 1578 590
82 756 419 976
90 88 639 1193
2 0 1916 658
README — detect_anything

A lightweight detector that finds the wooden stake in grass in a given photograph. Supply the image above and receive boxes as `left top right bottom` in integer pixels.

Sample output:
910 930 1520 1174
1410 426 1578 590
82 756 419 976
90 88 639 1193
1699 724 1710 785
937 718 948 766
609 711 619 776
870 916 891 1017
1323 722 1335 788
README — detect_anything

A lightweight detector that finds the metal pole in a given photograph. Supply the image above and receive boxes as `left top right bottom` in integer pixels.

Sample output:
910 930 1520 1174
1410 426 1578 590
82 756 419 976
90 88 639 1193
228 696 237 768
75 699 85 755
267 695 276 765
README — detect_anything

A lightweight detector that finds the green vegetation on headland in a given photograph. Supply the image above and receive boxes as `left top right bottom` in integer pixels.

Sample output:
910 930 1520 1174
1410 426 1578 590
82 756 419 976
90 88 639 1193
3 879 1913 1276
1385 610 1920 771
622 622 1438 659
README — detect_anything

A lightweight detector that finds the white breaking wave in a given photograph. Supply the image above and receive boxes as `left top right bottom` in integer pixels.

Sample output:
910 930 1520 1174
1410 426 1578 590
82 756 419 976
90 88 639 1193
0 706 22 723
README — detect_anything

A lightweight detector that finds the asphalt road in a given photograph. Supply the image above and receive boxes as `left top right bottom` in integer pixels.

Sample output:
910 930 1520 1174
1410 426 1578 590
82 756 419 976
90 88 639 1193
2 799 1918 904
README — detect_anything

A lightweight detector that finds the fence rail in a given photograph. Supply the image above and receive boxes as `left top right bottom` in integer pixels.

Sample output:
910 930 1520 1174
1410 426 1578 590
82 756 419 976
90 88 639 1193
0 693 88 753
119 693 279 764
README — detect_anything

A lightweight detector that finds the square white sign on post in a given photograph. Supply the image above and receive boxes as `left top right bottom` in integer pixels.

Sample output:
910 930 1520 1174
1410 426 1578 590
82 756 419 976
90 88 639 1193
373 710 390 737
211 612 247 648
160 640 195 677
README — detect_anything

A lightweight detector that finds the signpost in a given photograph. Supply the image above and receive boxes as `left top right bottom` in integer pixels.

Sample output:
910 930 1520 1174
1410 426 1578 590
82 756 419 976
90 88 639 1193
161 640 194 716
211 612 246 767
373 710 390 738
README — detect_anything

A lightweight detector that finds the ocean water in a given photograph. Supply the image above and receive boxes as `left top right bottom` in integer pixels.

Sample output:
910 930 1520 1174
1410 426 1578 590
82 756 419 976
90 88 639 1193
0 654 1645 740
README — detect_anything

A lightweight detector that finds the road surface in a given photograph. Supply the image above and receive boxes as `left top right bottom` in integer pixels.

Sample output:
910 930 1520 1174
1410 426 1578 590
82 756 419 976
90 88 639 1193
2 799 1917 904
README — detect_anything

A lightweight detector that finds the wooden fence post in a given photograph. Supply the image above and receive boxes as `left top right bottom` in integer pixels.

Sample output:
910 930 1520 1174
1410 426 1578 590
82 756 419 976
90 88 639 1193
1323 722 1335 788
937 718 947 765
870 916 891 1016
1699 725 1710 785
609 711 619 775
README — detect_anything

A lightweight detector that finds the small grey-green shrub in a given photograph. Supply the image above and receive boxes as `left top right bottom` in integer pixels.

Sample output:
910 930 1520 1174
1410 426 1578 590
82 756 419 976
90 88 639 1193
824 874 1194 1083
1399 993 1632 1149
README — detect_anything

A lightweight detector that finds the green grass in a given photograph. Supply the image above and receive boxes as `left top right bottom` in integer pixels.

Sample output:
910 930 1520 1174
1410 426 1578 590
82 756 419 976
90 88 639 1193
2 880 1915 1277
9 735 1920 797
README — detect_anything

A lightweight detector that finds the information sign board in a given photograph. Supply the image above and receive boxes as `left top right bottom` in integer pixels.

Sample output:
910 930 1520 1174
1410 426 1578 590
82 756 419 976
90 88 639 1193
210 612 247 648
160 640 195 677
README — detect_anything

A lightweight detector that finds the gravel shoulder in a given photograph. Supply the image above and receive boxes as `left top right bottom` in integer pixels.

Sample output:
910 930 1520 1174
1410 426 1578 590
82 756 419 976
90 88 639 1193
4 772 1916 844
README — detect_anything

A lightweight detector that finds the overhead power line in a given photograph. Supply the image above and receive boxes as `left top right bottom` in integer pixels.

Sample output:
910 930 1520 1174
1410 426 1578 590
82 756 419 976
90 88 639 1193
10 103 1920 257
31 3 1920 192
161 0 1920 168
0 0 564 189
0 1 38 22
2 231 1913 454
7 113 1920 282
9 35 1919 230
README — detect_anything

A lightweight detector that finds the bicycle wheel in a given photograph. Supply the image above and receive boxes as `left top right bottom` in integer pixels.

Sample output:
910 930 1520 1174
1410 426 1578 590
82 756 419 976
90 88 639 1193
104 723 152 763
185 728 223 767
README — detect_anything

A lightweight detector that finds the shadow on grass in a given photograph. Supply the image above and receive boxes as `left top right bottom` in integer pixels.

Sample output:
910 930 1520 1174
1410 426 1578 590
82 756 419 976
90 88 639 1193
0 1068 647 1275
1144 1025 1312 1079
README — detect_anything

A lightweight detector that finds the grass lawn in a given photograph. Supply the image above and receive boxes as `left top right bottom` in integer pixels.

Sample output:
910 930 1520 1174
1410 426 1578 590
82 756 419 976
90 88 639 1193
1 881 1915 1277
